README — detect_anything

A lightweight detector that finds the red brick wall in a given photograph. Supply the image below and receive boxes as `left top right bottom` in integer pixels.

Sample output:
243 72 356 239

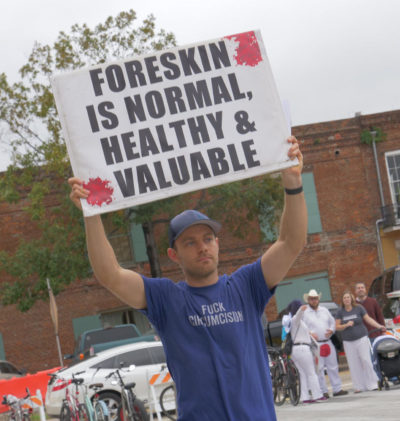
1 109 399 372
292 110 400 304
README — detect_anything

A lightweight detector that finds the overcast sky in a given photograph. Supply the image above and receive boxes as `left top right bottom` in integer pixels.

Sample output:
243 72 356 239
1 0 399 170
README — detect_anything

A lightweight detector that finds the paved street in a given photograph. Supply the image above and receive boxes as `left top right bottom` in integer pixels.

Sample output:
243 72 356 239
153 369 400 421
275 370 400 421
4 369 397 421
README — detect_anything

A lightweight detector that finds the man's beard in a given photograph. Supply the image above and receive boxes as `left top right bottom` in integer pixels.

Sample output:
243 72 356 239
309 301 319 310
184 257 219 282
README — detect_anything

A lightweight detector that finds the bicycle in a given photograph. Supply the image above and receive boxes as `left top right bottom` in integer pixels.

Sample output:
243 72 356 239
159 384 177 421
84 382 110 421
2 389 32 421
105 366 149 421
69 370 109 421
268 346 300 406
49 373 91 421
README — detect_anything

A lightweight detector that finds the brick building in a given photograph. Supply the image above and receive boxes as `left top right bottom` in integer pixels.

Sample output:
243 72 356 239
0 109 399 373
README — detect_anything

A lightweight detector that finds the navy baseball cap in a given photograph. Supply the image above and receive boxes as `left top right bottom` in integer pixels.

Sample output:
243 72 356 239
168 210 221 247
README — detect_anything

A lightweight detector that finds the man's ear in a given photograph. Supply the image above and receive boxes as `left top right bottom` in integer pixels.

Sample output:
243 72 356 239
167 247 179 263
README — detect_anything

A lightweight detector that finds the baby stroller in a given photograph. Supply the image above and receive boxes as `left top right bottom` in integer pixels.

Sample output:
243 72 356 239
371 331 400 390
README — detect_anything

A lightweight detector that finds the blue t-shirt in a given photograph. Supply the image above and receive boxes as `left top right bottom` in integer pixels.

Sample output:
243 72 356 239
141 259 276 421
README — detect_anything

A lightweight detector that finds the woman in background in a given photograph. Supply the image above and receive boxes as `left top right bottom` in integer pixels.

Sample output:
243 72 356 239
335 291 385 393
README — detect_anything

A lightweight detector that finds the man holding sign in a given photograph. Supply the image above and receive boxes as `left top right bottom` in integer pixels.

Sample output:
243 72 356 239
68 135 306 420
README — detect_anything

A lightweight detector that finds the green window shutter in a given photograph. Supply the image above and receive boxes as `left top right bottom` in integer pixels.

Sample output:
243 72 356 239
130 223 148 262
275 271 331 313
0 333 5 360
259 172 322 240
302 172 322 234
72 315 102 340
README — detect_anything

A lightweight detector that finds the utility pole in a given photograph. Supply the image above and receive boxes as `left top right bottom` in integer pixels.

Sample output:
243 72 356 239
142 221 162 278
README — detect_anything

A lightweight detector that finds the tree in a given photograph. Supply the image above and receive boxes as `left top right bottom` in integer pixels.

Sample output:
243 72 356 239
0 10 176 311
360 127 386 145
0 10 284 311
122 174 284 278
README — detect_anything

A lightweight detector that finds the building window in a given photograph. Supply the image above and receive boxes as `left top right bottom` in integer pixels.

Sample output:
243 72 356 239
100 308 152 335
302 172 322 234
385 150 400 221
275 271 331 313
103 213 148 267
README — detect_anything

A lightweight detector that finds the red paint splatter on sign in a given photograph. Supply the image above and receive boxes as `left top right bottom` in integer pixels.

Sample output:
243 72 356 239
225 31 263 67
83 177 114 206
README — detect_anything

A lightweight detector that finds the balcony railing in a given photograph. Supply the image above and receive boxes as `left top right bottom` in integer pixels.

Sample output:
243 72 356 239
381 204 400 229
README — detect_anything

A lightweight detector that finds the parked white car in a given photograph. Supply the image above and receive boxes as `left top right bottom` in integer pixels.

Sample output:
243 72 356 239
45 341 169 419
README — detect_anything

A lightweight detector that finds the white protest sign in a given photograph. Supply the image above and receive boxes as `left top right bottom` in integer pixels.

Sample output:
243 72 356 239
52 30 293 217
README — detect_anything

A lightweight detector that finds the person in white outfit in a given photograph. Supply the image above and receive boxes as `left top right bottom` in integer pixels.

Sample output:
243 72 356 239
302 289 348 398
285 299 327 404
335 291 386 393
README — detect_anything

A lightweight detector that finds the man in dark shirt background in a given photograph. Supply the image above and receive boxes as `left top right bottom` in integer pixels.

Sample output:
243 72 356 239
355 282 385 339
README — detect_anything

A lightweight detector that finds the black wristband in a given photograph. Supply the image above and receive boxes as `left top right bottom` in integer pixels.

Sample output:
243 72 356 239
284 186 303 195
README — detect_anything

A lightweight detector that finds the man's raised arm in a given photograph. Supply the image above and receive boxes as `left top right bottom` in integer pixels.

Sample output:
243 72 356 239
261 136 308 289
68 177 147 310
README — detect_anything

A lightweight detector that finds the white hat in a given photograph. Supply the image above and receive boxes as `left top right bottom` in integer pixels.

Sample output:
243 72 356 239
303 289 322 302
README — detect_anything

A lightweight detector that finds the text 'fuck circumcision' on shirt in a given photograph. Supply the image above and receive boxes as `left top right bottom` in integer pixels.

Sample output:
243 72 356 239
188 301 244 327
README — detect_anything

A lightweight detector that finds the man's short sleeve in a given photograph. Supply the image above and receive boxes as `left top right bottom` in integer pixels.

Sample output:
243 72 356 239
231 259 274 315
140 276 174 331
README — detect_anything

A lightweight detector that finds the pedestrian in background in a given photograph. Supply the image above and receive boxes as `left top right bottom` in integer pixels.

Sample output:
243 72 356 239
355 282 385 340
286 299 326 404
335 291 385 393
302 289 348 398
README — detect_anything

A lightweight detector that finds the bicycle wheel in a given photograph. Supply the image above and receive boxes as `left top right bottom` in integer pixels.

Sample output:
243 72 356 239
159 385 177 420
271 364 286 406
78 403 91 421
60 402 72 421
287 359 300 406
94 400 109 421
98 392 120 421
22 413 31 421
15 407 24 421
85 397 95 421
126 390 149 421
119 393 129 421
13 408 23 421
131 399 148 421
